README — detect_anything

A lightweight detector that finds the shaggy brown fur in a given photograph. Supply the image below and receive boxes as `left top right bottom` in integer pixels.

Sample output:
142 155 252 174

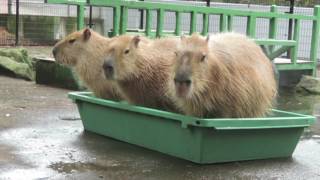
52 28 122 100
103 35 179 111
167 33 277 118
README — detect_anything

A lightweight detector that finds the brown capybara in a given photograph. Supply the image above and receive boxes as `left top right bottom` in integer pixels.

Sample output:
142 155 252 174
52 28 122 100
167 33 277 118
102 35 179 111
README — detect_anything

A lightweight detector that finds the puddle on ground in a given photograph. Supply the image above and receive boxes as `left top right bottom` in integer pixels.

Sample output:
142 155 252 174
277 88 320 116
48 161 123 174
0 169 52 180
59 116 81 121
277 87 320 141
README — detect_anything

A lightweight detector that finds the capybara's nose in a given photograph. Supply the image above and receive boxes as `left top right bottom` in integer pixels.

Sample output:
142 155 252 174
174 73 191 86
52 47 57 57
103 61 114 72
103 59 114 78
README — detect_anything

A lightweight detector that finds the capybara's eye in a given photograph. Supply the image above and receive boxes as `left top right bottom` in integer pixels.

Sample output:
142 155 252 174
124 49 130 54
69 39 76 44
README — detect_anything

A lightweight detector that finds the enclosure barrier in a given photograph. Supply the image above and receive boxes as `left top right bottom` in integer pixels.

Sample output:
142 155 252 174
46 0 320 76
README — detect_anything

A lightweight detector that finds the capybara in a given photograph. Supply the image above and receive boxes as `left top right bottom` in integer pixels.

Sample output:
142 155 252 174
102 35 179 111
168 33 277 118
52 28 122 100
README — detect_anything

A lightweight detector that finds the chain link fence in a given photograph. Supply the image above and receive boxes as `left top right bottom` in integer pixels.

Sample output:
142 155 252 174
0 0 319 60
0 0 83 46
189 0 320 7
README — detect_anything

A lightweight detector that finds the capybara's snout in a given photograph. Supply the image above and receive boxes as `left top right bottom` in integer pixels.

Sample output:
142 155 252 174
174 72 191 86
174 71 192 97
103 57 115 79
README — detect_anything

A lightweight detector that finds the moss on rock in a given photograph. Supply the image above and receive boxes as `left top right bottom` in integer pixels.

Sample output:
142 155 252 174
0 55 34 80
296 75 320 95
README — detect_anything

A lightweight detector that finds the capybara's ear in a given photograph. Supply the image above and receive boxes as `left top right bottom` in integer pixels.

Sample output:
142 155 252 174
83 28 91 41
206 34 210 42
132 35 141 48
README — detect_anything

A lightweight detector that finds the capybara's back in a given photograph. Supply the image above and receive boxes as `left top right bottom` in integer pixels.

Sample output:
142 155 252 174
168 33 277 118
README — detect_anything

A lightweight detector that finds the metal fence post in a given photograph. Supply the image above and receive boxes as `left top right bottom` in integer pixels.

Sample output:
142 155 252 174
269 5 278 52
205 0 210 35
120 6 128 34
287 0 295 58
77 5 85 30
8 0 12 15
146 9 152 36
310 6 320 76
139 0 144 29
156 8 164 37
113 6 121 36
206 0 210 7
288 0 295 40
15 0 19 46
89 5 93 28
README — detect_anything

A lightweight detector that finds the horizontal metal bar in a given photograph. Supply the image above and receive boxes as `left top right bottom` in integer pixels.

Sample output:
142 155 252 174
88 0 316 21
46 0 86 5
46 1 317 21
276 63 314 71
255 39 297 46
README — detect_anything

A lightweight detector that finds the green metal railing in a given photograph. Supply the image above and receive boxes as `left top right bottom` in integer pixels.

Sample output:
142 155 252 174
46 0 320 76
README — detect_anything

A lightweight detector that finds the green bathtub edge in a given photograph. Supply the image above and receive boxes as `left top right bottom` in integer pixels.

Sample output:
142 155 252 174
68 92 315 129
68 91 315 164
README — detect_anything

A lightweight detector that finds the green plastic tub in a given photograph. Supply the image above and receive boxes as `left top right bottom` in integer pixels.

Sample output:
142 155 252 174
69 92 315 164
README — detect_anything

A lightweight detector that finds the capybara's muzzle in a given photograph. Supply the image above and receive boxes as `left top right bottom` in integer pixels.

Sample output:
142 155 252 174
103 58 114 79
174 72 191 97
174 72 191 86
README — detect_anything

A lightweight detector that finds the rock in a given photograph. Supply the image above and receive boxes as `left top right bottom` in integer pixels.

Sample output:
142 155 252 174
0 48 32 67
296 75 320 95
0 48 35 80
35 58 85 90
0 55 34 80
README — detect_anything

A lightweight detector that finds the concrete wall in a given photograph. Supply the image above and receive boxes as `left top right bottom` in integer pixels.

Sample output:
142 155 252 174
0 0 9 14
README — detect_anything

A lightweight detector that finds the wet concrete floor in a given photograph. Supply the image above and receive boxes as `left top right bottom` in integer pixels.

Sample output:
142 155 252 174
0 75 319 180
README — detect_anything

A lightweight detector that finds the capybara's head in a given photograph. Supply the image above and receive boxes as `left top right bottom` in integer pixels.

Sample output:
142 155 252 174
172 34 210 98
103 35 146 81
52 28 94 66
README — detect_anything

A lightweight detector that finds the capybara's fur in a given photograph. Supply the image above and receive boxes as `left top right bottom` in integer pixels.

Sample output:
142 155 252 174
103 35 179 111
52 28 122 100
168 33 277 118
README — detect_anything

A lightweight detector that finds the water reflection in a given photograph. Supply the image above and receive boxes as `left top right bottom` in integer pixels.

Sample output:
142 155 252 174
277 87 320 140
277 88 320 115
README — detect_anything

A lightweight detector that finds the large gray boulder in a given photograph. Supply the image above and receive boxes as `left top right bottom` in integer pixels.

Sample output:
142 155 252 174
296 75 320 95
